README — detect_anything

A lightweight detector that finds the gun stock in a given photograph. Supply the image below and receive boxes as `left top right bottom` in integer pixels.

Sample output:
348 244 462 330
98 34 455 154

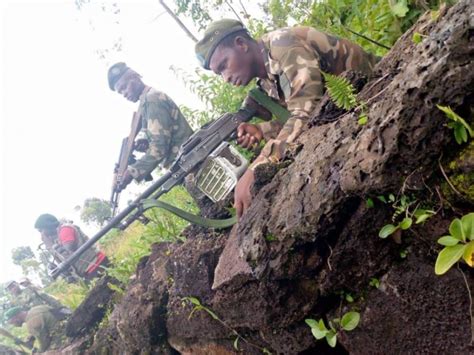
52 107 256 278
110 112 142 216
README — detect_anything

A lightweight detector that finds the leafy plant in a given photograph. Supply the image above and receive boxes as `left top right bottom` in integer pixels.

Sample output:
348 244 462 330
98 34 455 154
378 194 435 239
437 105 473 144
306 311 360 348
369 277 380 288
321 71 368 125
435 213 474 275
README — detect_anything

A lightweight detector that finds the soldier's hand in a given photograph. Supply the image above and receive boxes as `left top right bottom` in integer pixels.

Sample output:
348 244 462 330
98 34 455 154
118 170 134 191
236 123 263 150
134 138 149 152
234 169 255 219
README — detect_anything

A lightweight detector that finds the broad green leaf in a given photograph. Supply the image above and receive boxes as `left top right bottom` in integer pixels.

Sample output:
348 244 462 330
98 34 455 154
377 195 387 203
341 312 360 331
449 218 465 242
318 319 329 332
437 236 460 246
391 0 409 17
411 32 423 44
326 331 337 348
379 224 398 238
412 32 422 44
463 241 474 267
437 105 474 137
389 194 396 202
345 294 354 303
358 114 368 125
435 244 467 275
399 218 413 230
454 126 463 144
366 198 374 208
461 213 474 241
305 319 318 328
311 327 328 340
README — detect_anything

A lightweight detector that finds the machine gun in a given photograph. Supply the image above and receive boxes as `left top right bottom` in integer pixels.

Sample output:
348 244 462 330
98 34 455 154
37 243 81 283
51 106 258 278
110 111 143 217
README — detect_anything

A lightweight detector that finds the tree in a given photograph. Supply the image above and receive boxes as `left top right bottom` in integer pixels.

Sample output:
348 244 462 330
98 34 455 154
11 246 34 266
80 197 112 227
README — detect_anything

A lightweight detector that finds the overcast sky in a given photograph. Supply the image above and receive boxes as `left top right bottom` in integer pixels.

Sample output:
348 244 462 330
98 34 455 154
0 0 260 284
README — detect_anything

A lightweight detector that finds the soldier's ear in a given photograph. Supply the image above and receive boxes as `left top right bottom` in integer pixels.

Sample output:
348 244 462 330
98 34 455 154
234 36 249 53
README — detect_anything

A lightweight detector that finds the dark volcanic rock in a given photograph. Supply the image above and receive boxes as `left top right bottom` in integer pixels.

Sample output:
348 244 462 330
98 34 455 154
81 2 474 354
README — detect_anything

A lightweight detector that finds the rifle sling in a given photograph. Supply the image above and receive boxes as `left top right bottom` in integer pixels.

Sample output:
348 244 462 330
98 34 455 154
141 199 237 229
248 88 291 124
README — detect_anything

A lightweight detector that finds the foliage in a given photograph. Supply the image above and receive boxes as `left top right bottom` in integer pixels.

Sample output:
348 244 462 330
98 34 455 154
321 72 357 110
260 0 450 57
171 66 249 129
10 246 52 285
378 194 435 239
435 213 474 275
80 197 112 227
321 71 368 125
44 278 91 310
11 246 35 265
437 105 473 145
100 186 197 285
305 311 360 348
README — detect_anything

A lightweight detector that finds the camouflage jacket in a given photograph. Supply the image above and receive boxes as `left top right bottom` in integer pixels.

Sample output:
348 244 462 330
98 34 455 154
251 26 378 168
128 87 193 181
25 306 59 352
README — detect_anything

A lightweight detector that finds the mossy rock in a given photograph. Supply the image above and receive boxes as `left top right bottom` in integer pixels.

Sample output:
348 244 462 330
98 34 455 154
441 141 474 204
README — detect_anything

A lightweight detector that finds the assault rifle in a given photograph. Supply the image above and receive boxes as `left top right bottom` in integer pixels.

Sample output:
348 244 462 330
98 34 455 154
51 106 257 278
110 111 145 217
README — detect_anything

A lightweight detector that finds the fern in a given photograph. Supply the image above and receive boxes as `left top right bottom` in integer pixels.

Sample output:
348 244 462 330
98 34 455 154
322 71 358 110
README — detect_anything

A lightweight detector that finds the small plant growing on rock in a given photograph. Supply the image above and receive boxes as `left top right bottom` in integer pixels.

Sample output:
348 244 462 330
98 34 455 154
321 71 368 125
378 194 435 239
305 311 360 348
435 212 474 275
437 105 473 145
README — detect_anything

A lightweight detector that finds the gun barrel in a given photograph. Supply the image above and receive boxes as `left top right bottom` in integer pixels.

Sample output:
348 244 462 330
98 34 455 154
52 107 256 278
51 170 174 278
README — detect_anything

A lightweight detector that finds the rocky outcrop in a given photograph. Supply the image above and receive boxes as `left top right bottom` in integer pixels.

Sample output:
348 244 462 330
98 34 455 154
86 1 474 354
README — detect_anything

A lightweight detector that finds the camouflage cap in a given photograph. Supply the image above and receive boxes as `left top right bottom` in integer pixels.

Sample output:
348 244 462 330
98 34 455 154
108 62 130 91
4 307 22 321
195 19 248 70
34 213 59 230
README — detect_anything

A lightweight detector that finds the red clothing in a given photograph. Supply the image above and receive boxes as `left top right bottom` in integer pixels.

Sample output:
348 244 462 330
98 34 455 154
58 226 106 274
58 226 76 245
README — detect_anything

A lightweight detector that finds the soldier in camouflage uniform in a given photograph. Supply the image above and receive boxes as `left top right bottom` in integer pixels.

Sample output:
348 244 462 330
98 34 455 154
5 280 65 311
5 305 66 353
108 63 194 191
195 19 378 217
34 214 108 281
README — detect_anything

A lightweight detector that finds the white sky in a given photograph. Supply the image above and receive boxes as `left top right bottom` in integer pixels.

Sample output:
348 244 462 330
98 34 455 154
0 0 261 283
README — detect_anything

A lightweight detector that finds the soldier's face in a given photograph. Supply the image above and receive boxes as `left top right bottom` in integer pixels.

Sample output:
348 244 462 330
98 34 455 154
114 72 144 103
210 40 255 87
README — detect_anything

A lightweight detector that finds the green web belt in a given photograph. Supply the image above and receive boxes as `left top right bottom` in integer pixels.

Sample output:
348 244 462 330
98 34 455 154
142 89 290 229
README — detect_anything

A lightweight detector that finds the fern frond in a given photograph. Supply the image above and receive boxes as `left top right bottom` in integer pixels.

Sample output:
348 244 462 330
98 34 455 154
322 71 358 110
